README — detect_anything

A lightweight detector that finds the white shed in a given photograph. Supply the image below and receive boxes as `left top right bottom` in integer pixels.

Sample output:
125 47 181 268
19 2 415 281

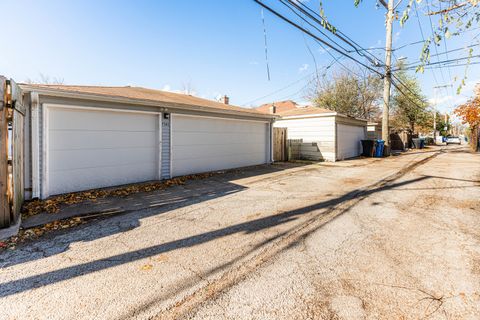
19 85 275 199
271 106 367 162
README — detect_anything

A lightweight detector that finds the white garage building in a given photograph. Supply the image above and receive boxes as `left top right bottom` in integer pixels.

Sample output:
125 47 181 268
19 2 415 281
270 105 367 162
20 85 275 199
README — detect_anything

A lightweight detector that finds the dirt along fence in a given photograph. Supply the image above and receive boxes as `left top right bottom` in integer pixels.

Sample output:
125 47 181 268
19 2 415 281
0 77 25 228
272 127 323 162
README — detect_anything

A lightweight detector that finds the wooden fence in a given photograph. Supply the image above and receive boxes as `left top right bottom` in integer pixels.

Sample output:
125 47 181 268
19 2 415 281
0 78 25 228
273 127 324 162
273 127 287 162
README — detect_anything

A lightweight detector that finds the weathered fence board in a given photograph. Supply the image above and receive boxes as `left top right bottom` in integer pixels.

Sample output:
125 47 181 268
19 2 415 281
273 127 287 162
0 78 25 228
12 108 24 218
0 76 10 227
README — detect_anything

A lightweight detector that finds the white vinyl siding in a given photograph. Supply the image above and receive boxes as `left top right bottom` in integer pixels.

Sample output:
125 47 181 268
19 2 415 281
274 116 336 162
336 123 365 160
46 106 158 196
171 114 268 177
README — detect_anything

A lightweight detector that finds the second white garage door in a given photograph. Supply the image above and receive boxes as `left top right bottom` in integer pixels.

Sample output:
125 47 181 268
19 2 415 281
336 124 365 160
46 106 158 196
171 114 269 177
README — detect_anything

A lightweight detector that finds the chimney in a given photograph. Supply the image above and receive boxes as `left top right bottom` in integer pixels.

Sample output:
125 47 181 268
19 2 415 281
269 104 276 114
221 95 229 104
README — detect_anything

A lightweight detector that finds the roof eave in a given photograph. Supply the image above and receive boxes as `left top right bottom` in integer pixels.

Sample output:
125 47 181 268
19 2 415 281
20 85 276 120
277 112 338 119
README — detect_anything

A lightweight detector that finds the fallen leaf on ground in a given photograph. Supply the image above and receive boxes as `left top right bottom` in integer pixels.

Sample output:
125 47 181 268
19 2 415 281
21 172 217 218
155 255 169 262
140 264 153 271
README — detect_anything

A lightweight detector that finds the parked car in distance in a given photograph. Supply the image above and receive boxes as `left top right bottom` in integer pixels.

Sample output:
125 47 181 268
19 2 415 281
445 136 461 145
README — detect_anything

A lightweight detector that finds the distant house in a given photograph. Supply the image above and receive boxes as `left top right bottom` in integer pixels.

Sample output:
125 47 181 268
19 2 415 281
367 122 382 140
257 101 367 162
19 84 275 199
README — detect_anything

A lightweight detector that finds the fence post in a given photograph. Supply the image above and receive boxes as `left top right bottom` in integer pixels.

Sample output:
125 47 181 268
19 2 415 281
0 76 11 228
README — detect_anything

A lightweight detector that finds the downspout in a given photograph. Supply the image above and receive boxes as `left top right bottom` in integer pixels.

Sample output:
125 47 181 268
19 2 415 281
30 92 40 199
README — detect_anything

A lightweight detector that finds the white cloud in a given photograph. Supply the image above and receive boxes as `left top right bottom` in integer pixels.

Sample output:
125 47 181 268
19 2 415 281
162 84 172 92
298 63 309 72
249 61 259 65
428 80 478 112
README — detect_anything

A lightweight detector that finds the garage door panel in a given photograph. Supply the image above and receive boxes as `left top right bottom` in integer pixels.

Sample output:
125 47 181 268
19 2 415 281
172 115 268 177
46 107 158 196
49 130 157 150
174 117 262 134
49 163 155 196
173 152 267 175
337 124 365 160
49 147 157 172
49 108 157 131
173 132 266 147
173 143 266 161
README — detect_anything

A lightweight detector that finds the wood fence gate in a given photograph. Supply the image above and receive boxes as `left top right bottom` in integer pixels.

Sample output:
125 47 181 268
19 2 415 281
0 77 25 228
273 127 287 162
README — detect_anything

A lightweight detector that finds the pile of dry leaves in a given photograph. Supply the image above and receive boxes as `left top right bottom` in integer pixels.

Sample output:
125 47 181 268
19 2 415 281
22 173 217 218
0 218 85 250
0 172 220 251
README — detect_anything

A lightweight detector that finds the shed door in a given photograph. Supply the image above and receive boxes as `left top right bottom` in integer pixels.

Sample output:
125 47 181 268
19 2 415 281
336 124 365 160
171 114 268 177
46 106 158 196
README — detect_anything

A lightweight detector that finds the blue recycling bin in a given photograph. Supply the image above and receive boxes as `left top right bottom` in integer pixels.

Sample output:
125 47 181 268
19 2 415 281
375 140 385 157
419 138 425 149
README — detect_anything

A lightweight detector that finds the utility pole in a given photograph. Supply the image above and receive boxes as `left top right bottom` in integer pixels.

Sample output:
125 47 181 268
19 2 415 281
433 84 452 144
381 0 394 155
433 87 437 144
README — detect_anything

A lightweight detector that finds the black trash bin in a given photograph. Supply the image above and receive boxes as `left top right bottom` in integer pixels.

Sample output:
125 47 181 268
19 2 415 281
412 138 422 149
361 140 375 157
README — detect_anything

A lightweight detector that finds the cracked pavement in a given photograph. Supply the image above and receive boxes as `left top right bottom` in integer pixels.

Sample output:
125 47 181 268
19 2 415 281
1 146 479 320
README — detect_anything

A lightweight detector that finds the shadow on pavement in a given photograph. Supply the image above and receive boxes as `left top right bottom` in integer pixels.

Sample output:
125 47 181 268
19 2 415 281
0 175 430 298
0 163 305 269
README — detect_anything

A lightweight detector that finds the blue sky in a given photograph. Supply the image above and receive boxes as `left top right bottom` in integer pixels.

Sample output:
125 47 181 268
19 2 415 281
0 0 478 114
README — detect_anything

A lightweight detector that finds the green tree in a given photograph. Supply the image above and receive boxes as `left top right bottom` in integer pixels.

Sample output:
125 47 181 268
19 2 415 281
310 69 382 120
391 63 431 133
435 112 451 137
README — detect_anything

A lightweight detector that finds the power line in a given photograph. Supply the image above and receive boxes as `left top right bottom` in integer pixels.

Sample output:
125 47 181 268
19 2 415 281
439 0 455 98
253 0 384 77
241 72 315 106
242 54 346 106
289 0 383 66
425 0 448 96
278 0 350 54
252 0 434 119
412 2 441 83
396 54 480 71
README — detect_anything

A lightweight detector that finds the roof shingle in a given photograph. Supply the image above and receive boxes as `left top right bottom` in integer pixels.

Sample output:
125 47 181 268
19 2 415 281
21 84 269 117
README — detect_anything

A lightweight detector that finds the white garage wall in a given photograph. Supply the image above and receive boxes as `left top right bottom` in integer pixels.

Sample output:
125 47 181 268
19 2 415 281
45 106 159 196
274 116 336 161
171 114 269 177
336 123 365 160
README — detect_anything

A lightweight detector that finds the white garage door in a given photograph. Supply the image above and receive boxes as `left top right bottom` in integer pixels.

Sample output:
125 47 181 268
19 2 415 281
171 114 269 177
46 106 158 196
336 124 365 160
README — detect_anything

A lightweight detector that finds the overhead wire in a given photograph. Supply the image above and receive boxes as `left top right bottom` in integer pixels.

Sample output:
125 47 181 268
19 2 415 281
253 0 384 77
251 0 441 114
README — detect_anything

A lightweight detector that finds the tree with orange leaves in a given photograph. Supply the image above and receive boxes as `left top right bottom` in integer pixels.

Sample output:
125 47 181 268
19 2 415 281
454 92 480 152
